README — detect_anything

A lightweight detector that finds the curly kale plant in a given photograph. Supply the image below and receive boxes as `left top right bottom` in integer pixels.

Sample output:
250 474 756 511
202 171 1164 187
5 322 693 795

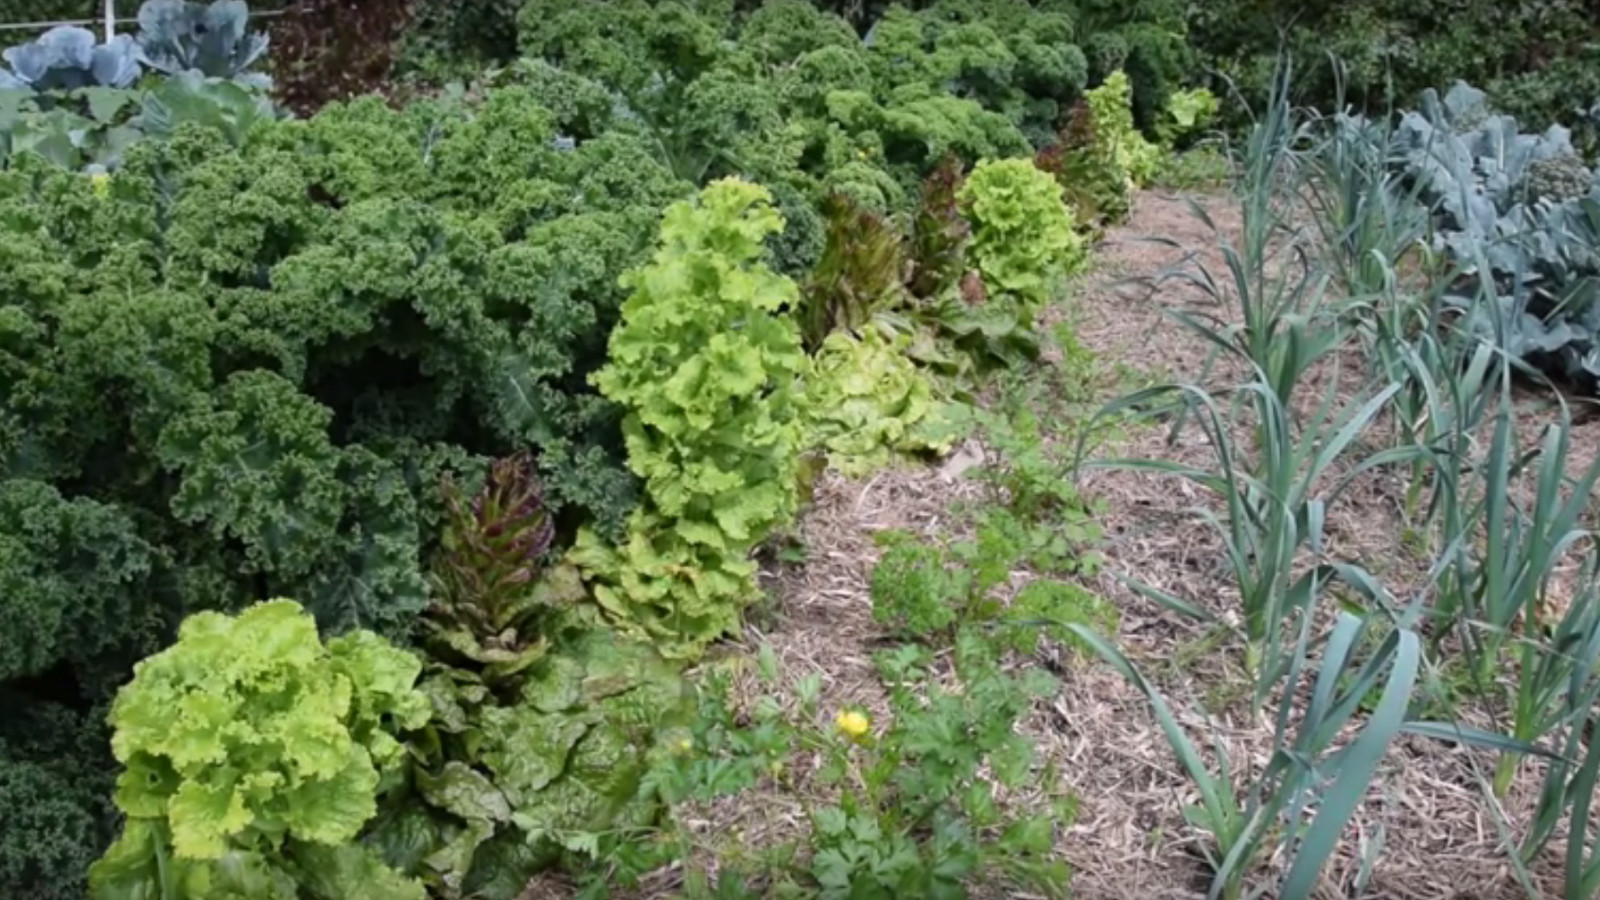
1 83 683 896
959 157 1087 311
89 599 430 899
0 702 120 900
571 179 808 657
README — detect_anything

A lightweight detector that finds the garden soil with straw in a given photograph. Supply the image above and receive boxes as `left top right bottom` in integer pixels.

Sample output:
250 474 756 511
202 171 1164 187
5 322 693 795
526 190 1600 900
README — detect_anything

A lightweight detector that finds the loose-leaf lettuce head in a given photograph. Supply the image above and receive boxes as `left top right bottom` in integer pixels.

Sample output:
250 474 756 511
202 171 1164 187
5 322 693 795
805 330 955 477
959 157 1086 308
105 599 429 860
577 179 808 656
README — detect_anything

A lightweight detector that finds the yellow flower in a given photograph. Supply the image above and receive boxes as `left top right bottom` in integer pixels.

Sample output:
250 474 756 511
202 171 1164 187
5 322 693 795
89 172 110 199
835 709 870 738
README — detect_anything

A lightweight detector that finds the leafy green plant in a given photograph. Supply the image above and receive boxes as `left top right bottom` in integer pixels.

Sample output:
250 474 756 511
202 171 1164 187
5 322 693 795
571 179 808 658
807 637 1070 899
870 504 1104 649
648 631 1073 899
1155 144 1231 191
971 404 1101 545
88 599 430 900
1083 70 1160 191
1158 87 1220 145
378 630 692 900
1035 99 1129 229
798 193 910 353
804 329 956 477
959 157 1087 312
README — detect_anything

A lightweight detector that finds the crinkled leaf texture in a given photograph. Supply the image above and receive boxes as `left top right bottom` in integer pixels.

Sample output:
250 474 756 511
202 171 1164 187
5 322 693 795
92 600 427 898
575 179 808 658
373 631 691 899
805 329 957 477
960 157 1086 310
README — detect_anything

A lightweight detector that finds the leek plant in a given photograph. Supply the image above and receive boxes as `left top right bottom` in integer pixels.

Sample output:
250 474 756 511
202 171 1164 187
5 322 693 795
1092 374 1399 697
1068 609 1424 900
1090 57 1401 690
1426 370 1600 796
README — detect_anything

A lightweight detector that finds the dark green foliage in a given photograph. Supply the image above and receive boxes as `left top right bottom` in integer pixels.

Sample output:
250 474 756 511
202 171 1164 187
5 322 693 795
0 481 161 684
0 84 689 898
1073 0 1193 134
395 0 524 79
1191 0 1600 139
0 701 117 900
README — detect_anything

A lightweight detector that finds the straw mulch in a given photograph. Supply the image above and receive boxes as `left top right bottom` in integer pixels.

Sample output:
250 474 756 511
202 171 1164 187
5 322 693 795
535 189 1600 900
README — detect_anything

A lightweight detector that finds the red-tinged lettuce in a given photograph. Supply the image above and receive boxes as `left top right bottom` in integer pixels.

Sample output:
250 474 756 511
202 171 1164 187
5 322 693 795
90 599 429 899
424 453 588 686
906 155 971 299
571 178 808 657
799 193 911 352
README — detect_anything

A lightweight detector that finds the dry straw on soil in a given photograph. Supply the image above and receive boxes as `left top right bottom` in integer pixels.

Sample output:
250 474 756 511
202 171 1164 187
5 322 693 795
545 189 1600 900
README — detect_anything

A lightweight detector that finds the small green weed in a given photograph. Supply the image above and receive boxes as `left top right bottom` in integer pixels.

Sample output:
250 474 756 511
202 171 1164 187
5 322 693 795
641 632 1073 899
1154 144 1232 191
